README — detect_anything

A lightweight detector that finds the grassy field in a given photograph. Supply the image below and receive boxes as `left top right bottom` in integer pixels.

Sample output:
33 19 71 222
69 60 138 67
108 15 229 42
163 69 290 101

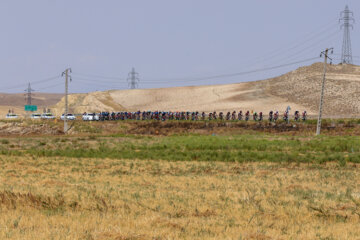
0 134 359 164
0 121 360 239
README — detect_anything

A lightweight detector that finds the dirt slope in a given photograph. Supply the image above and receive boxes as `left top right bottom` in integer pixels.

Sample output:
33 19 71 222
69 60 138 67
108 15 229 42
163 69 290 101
108 83 307 113
51 91 126 116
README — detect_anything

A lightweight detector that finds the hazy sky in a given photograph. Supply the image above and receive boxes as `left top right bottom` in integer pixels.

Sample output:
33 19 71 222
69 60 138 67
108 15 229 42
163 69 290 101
0 0 359 93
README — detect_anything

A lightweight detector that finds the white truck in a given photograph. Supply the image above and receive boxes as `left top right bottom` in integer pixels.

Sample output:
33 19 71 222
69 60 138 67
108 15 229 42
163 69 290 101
61 113 76 120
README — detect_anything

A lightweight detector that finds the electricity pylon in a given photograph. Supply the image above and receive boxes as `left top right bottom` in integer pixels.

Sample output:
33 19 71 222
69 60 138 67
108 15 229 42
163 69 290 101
24 83 35 105
127 67 139 89
340 5 355 64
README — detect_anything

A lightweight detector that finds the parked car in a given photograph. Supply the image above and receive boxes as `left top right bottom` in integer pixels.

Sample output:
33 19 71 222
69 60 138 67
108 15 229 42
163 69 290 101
60 113 76 120
31 113 42 119
5 113 19 119
82 113 99 121
41 113 55 119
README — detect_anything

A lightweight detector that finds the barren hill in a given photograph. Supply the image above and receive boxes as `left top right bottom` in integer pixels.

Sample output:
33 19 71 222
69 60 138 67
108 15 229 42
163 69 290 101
256 63 360 117
51 63 360 117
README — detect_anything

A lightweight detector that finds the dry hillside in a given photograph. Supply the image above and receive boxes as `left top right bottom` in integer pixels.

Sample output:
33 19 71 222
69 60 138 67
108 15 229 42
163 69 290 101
0 93 63 118
51 91 125 116
51 63 360 117
256 63 360 117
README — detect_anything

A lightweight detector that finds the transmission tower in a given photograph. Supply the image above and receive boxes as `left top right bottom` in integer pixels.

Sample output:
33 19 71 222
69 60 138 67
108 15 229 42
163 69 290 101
24 82 35 105
127 67 139 89
339 5 355 64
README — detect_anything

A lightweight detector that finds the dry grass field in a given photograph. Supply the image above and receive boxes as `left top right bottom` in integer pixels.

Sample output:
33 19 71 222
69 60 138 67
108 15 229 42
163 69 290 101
1 157 360 240
0 121 359 239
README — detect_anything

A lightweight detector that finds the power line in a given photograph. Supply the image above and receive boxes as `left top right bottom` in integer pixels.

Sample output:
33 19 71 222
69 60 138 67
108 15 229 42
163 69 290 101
73 78 126 89
65 17 341 88
36 82 65 92
0 55 321 95
140 56 319 83
67 19 339 87
72 56 319 86
236 17 339 68
72 72 125 80
0 75 61 92
333 53 360 59
263 30 340 67
73 76 124 84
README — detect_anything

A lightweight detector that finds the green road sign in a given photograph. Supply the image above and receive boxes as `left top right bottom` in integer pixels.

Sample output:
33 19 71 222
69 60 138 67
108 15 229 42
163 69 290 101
25 105 37 111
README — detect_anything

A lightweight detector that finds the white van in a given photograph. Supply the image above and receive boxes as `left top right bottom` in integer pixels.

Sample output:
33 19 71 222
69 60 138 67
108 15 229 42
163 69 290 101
82 113 99 121
31 113 42 119
41 113 55 119
5 113 19 119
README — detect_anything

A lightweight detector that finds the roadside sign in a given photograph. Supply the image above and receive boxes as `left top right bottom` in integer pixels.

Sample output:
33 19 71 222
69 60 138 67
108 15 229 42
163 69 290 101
25 105 37 111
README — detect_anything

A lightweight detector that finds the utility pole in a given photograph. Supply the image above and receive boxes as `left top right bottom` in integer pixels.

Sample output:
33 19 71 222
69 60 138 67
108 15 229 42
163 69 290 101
127 67 139 89
316 48 333 136
24 83 34 105
62 68 72 133
339 5 354 64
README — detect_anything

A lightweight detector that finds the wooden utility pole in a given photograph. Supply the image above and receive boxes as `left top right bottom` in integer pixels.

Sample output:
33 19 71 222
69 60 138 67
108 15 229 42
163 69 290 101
62 68 72 133
316 48 333 135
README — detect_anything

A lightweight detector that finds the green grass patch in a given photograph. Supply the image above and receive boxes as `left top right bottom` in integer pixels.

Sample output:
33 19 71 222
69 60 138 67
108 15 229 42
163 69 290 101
0 134 358 163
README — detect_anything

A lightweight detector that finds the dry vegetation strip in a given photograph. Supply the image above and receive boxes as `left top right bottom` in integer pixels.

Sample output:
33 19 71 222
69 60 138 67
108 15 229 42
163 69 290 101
0 156 360 239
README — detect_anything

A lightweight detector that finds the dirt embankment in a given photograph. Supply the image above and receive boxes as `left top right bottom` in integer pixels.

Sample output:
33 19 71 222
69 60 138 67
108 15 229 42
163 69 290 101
0 121 62 136
117 121 360 136
0 120 357 137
